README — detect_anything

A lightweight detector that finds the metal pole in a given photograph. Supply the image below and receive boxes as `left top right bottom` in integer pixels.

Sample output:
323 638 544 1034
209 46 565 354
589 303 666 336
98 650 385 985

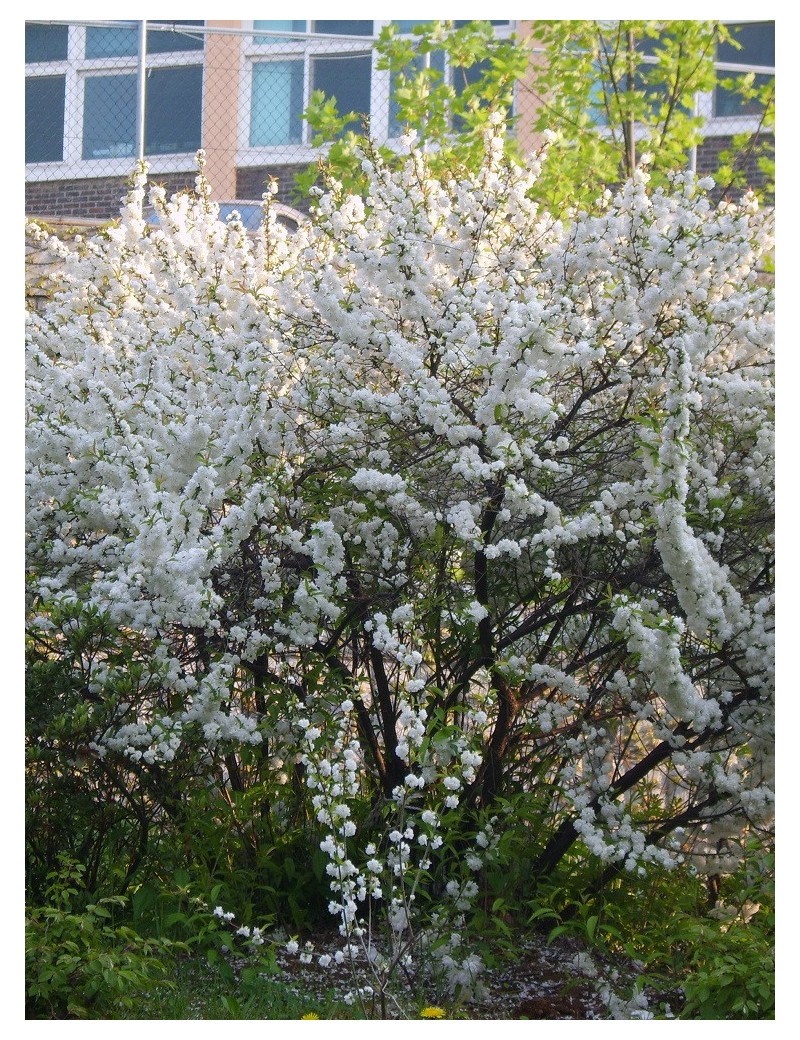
422 50 430 151
625 27 636 177
688 90 699 175
135 20 147 160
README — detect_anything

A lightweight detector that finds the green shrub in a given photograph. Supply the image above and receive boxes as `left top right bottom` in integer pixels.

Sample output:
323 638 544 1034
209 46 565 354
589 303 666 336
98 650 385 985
26 858 182 1019
674 915 774 1020
528 840 775 1020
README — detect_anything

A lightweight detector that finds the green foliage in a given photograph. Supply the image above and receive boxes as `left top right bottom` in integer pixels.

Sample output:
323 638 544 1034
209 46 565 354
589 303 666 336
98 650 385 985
296 20 776 211
25 603 153 902
26 600 332 930
143 777 331 933
26 858 182 1019
671 914 774 1019
126 959 357 1020
714 75 775 201
129 872 235 954
519 838 775 1020
526 20 774 210
294 20 529 199
665 847 775 1019
25 601 185 900
527 21 711 209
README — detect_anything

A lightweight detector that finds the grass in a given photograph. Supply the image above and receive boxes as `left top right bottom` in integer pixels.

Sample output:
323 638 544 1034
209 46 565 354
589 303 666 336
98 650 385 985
118 957 359 1020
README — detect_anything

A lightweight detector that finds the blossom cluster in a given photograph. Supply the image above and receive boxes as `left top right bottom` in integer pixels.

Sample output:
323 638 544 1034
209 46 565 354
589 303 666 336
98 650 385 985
26 118 774 878
290 693 495 1006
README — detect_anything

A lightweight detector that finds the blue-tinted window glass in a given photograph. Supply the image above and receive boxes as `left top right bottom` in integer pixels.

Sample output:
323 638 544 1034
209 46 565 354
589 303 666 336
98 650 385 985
86 24 138 58
393 21 436 34
715 21 775 117
451 56 491 125
389 50 446 136
313 21 372 36
145 66 203 153
250 60 304 145
26 76 65 162
82 74 136 159
253 20 306 44
147 21 204 53
717 21 775 68
453 20 510 27
86 21 204 57
312 53 372 134
25 24 68 63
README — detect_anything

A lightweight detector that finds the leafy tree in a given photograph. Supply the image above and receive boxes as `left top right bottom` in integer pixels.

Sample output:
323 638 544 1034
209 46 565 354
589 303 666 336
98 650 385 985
524 20 774 209
297 20 775 213
26 126 773 910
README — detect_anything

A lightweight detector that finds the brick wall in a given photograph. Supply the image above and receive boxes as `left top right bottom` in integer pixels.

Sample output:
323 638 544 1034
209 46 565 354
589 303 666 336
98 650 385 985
26 139 773 223
696 133 774 201
25 171 198 222
235 164 310 211
26 166 314 221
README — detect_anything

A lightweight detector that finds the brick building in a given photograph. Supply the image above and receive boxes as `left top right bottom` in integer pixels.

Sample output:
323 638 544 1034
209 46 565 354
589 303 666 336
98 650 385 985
25 19 775 223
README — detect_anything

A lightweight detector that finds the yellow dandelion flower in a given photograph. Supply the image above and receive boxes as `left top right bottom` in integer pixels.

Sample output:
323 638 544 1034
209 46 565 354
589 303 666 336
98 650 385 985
301 1012 320 1020
420 1006 446 1019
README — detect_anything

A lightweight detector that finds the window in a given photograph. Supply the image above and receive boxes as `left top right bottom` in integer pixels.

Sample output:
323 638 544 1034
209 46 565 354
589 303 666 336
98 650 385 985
85 21 204 57
144 66 203 153
25 20 205 174
312 53 372 133
26 24 68 62
82 74 136 159
241 20 515 159
25 25 68 164
81 22 203 160
253 20 305 44
387 21 512 138
714 22 774 117
82 66 203 159
246 21 374 149
85 24 140 58
26 76 65 162
146 22 205 54
250 61 304 145
314 21 373 36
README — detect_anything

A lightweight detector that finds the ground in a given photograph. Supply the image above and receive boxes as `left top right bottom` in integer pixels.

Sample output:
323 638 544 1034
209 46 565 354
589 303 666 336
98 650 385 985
265 926 669 1020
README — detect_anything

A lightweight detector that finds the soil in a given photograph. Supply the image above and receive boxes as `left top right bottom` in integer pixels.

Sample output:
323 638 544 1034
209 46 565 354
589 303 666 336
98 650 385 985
266 926 672 1020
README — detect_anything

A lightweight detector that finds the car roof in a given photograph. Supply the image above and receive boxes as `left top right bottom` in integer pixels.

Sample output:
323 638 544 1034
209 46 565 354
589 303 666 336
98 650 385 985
144 199 306 231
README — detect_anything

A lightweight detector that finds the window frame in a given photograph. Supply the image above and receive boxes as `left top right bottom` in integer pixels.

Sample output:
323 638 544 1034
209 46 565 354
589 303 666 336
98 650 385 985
701 19 774 136
237 20 516 167
25 21 206 181
238 20 378 166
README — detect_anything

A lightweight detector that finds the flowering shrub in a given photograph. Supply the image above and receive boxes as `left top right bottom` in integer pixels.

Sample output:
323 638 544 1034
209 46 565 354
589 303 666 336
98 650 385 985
26 121 774 919
289 693 496 1014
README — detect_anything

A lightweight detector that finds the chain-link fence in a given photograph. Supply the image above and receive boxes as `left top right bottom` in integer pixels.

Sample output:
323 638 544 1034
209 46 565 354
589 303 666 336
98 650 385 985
25 19 775 224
